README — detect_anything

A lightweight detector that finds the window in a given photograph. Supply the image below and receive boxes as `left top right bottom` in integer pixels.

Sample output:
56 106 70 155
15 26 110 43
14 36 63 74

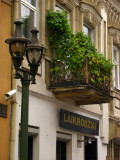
18 135 34 160
21 0 36 38
55 3 69 20
55 5 63 12
54 3 70 79
83 24 94 43
56 132 72 160
113 46 119 89
56 141 66 160
19 125 39 160
80 3 102 50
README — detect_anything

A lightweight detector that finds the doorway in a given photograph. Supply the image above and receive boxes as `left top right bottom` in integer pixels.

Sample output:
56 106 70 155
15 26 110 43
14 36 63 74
56 141 66 160
114 145 119 160
84 137 97 160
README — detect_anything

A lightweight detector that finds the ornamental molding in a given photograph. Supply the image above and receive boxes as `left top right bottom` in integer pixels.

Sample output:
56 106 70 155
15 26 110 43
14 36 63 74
79 0 120 25
106 0 120 25
80 2 102 26
109 114 120 122
109 27 120 47
91 0 99 5
93 0 120 25
57 0 79 10
98 0 106 9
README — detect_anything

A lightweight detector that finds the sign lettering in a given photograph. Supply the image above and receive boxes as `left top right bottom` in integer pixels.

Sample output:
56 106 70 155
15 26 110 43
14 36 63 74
60 109 99 136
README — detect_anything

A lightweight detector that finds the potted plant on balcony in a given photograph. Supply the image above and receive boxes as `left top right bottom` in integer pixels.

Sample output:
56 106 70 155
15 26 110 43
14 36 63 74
47 10 113 94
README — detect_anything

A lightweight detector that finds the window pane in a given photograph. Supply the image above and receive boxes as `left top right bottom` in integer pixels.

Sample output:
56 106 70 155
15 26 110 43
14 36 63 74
83 25 91 37
114 49 117 61
55 6 63 12
83 25 89 35
83 24 94 43
55 5 69 19
23 0 36 6
115 66 118 88
113 47 119 88
21 4 34 38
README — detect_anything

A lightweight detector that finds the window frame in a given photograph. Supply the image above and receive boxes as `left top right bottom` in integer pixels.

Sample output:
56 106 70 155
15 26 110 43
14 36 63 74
83 22 95 44
21 0 37 31
80 2 102 51
54 2 70 77
55 2 70 20
21 0 36 11
19 125 39 160
56 132 72 160
113 46 119 89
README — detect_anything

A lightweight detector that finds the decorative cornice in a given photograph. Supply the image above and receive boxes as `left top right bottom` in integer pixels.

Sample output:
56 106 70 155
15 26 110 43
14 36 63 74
106 0 120 25
57 0 79 10
80 2 102 26
109 27 120 47
98 0 107 9
109 114 120 122
92 0 99 5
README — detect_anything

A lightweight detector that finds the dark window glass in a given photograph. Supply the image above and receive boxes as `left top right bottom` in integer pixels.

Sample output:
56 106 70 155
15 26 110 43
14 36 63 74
56 141 66 160
84 137 97 160
28 136 33 160
19 135 33 160
114 146 119 160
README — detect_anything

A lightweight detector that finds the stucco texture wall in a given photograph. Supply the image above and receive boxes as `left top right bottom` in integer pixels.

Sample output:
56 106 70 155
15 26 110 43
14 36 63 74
0 1 11 160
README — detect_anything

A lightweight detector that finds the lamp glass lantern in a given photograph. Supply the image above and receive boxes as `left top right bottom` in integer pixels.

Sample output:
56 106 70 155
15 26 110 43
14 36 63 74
5 18 31 69
26 27 46 84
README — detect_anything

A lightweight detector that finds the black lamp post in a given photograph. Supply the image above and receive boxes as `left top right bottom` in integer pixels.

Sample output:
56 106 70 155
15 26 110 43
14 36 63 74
5 18 46 160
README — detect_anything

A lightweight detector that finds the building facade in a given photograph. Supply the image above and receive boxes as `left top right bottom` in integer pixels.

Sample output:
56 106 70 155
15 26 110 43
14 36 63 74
107 0 120 159
0 0 11 160
8 0 120 160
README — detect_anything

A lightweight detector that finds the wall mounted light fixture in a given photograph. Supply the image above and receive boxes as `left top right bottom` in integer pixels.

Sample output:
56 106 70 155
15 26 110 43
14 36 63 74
77 134 94 148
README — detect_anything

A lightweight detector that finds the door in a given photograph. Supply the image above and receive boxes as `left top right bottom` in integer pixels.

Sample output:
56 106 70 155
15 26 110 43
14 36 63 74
114 146 119 160
84 137 97 160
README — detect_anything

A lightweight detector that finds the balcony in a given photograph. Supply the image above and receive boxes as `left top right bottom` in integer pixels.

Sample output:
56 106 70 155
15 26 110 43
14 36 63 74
49 57 113 105
47 10 113 105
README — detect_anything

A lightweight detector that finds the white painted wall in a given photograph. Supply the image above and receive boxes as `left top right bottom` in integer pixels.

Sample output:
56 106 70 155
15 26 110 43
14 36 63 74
14 89 108 160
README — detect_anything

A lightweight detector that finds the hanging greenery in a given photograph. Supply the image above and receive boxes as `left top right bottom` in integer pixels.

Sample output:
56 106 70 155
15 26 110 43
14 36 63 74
46 9 113 84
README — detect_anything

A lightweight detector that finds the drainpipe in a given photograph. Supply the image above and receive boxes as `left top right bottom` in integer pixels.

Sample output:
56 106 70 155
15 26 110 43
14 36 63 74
9 1 20 160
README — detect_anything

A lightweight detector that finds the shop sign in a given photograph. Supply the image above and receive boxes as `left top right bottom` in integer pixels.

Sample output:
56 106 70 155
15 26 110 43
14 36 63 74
0 103 7 118
60 109 99 136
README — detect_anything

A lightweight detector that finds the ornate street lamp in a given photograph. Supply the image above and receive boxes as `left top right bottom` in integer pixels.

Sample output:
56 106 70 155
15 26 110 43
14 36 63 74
26 27 46 84
5 18 46 160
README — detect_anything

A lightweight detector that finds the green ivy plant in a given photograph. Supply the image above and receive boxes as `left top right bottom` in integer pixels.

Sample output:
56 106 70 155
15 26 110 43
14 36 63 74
46 9 113 84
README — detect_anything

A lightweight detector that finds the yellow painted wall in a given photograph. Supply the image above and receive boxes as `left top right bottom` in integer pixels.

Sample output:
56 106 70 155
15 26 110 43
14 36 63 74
0 1 11 160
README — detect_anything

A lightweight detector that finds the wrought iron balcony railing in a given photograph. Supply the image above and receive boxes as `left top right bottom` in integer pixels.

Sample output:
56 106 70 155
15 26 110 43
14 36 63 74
49 57 110 95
